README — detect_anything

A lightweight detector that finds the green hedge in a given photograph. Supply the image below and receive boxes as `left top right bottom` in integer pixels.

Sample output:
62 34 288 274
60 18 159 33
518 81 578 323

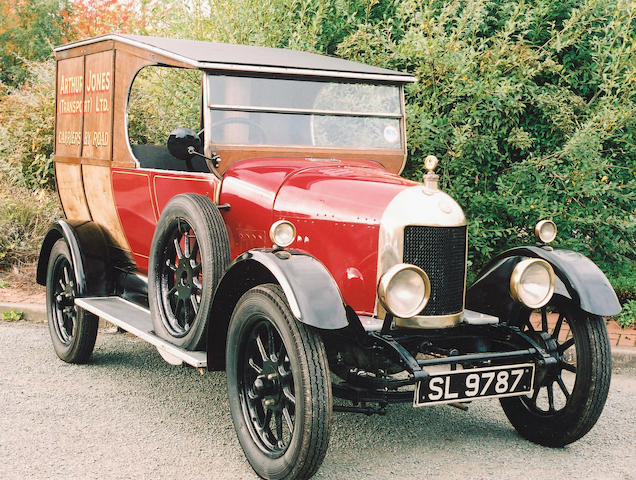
151 0 636 284
1 0 634 293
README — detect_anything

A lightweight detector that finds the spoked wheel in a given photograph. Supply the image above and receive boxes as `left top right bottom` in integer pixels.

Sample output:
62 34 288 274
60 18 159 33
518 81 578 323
149 194 229 351
241 318 296 454
46 239 98 363
501 297 611 446
159 217 202 337
227 284 331 480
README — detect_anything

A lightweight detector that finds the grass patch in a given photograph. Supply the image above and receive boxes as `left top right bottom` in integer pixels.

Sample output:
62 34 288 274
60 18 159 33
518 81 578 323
2 310 24 322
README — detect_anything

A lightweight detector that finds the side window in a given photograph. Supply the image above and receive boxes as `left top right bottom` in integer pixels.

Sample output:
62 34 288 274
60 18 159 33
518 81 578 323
127 66 206 171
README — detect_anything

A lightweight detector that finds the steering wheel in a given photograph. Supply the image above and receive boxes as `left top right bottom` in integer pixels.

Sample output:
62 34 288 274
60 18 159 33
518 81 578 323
210 117 268 145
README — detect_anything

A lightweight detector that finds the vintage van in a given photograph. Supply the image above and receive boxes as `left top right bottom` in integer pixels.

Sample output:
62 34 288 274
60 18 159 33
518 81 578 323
37 34 620 480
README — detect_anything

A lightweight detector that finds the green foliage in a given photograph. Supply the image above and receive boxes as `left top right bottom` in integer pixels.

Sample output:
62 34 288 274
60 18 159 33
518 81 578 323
609 267 636 304
128 67 201 145
614 300 636 329
2 310 25 322
148 0 635 288
0 0 71 86
0 60 57 189
0 183 61 268
0 280 10 289
333 0 635 283
0 0 633 301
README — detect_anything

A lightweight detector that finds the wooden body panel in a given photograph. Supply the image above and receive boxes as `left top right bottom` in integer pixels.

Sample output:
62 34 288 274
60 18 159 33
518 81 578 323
55 162 91 221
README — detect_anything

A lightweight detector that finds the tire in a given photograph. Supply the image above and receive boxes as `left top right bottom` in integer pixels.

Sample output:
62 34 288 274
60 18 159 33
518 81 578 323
46 239 98 363
226 284 332 480
149 194 230 351
500 297 611 447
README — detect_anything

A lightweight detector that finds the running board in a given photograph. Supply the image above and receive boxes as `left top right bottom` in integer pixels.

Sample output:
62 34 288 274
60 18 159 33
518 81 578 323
75 296 207 368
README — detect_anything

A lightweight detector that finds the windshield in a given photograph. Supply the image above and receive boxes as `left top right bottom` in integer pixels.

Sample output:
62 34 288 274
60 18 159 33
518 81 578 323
207 75 403 150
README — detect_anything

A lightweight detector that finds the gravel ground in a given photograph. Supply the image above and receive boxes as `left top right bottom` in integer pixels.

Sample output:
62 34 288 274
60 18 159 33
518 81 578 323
1 321 634 480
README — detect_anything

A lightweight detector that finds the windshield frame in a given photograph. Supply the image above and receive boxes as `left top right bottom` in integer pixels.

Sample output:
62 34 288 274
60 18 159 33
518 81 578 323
202 72 407 175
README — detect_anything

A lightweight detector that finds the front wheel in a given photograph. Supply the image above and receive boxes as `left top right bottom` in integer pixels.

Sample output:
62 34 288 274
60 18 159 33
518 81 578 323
226 284 332 480
148 194 230 351
500 297 611 446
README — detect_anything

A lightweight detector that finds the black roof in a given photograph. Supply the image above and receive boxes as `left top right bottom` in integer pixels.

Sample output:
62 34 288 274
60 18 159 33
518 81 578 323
56 34 415 83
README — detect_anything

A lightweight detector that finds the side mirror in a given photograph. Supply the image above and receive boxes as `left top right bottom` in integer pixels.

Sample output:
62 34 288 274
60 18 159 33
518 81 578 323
167 127 201 160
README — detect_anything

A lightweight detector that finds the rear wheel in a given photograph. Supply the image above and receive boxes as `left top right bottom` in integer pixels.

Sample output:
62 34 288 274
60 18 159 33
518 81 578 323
226 284 331 480
46 239 98 363
500 297 611 446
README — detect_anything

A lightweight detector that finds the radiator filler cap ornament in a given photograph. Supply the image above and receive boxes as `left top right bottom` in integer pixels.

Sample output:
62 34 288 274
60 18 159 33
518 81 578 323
423 155 439 192
424 155 439 172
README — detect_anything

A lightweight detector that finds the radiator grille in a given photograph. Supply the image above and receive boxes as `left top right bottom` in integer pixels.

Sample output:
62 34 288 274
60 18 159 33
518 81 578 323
403 226 466 316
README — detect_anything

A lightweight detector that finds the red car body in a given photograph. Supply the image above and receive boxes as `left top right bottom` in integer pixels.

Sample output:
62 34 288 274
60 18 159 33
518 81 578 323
113 158 414 315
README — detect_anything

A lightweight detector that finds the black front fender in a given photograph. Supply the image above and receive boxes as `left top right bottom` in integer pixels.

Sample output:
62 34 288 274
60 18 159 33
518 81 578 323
207 249 348 370
466 246 621 318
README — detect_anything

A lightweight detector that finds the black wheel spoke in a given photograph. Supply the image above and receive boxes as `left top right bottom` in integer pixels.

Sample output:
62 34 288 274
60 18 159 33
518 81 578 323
541 308 548 332
256 334 268 361
190 295 199 314
275 343 285 364
247 388 259 401
173 238 183 260
558 337 575 354
263 407 272 431
282 406 294 433
283 386 295 405
531 386 540 402
275 411 283 445
175 298 183 318
553 313 565 338
190 239 199 259
267 326 276 360
524 318 535 333
238 315 302 456
560 360 577 373
556 375 570 401
248 358 262 374
185 299 194 327
166 259 177 271
183 232 191 257
547 383 555 413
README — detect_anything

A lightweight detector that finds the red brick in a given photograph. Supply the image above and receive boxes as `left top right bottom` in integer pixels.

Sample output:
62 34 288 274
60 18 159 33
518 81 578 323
616 333 636 347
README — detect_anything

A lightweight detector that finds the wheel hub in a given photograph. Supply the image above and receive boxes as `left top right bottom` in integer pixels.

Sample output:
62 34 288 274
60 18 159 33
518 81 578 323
253 360 283 409
529 330 560 385
175 259 195 300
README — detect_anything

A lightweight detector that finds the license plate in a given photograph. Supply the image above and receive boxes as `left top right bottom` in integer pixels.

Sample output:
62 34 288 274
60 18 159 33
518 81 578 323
414 363 535 407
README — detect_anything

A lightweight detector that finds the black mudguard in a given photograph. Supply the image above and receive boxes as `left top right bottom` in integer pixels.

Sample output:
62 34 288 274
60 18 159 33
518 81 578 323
36 220 115 297
466 246 621 320
207 249 348 370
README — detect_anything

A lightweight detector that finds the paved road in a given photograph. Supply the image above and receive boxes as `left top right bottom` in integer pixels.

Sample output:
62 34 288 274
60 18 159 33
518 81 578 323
1 321 634 480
